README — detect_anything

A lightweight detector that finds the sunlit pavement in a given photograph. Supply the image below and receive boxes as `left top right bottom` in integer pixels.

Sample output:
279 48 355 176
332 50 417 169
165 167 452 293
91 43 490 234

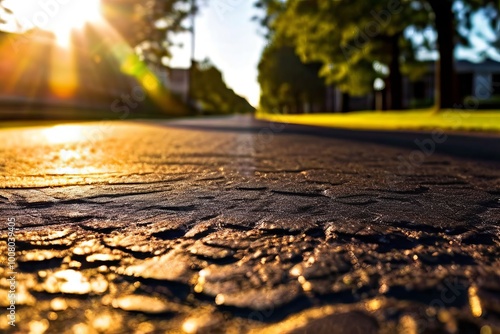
0 115 499 333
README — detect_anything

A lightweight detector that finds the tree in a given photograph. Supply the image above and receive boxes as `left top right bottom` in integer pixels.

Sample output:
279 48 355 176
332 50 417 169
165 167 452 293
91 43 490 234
191 59 254 115
0 0 12 25
255 0 332 114
424 0 500 109
254 0 286 39
427 0 458 109
259 0 500 112
259 43 327 114
102 0 193 65
274 0 431 111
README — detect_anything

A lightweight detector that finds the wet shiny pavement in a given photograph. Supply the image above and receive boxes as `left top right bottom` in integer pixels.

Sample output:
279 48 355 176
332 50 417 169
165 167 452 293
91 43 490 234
0 116 499 333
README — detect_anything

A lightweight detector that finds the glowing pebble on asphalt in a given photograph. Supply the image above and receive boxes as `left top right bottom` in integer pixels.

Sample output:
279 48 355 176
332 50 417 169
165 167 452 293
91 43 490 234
28 320 49 334
10 284 36 306
86 253 122 263
90 275 109 294
182 313 223 334
481 326 492 334
43 270 91 294
469 286 483 317
137 322 155 332
122 251 192 283
289 264 302 277
366 298 384 311
50 298 68 311
92 312 122 332
215 294 225 305
72 324 91 334
112 295 171 314
22 250 57 262
398 315 418 334
183 319 198 334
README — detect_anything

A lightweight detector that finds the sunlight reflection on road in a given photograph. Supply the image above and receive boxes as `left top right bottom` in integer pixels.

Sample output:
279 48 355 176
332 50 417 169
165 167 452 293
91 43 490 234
42 125 87 144
0 120 245 188
0 122 124 187
58 148 82 162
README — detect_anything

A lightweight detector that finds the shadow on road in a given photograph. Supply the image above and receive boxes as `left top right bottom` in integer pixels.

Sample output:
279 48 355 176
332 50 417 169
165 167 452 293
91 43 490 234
156 116 500 163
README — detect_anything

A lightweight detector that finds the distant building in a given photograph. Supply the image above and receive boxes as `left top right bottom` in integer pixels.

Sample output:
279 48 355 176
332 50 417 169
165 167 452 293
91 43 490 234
150 64 190 103
166 68 190 103
322 59 500 112
405 60 500 108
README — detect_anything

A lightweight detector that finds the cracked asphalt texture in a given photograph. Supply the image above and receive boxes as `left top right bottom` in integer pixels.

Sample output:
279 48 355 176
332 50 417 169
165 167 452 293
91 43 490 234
0 115 499 334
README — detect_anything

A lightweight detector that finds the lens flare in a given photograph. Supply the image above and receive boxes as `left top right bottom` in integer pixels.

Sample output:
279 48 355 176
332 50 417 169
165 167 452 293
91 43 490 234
4 0 103 47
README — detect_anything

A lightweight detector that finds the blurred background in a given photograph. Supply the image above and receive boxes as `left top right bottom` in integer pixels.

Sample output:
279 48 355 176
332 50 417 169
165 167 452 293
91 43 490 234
0 0 499 121
0 0 257 120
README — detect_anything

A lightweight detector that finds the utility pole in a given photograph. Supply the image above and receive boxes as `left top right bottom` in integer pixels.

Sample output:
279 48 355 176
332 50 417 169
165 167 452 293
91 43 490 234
188 0 196 113
191 0 195 64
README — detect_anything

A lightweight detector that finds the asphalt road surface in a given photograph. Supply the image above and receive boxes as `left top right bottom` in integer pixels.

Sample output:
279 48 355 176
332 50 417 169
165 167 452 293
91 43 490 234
0 115 499 333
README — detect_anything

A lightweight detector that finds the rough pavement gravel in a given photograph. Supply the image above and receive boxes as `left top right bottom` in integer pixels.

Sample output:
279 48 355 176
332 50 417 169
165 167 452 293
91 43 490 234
0 115 499 333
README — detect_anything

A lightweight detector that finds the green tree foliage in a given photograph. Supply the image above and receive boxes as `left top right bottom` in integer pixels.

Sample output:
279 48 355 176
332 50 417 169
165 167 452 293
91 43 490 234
273 0 431 111
254 0 286 39
102 0 193 65
258 44 326 114
192 59 255 115
0 0 12 25
256 0 330 114
258 0 500 111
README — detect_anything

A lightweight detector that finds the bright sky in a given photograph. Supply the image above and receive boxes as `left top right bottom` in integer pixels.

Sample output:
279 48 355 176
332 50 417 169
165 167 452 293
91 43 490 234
167 1 267 107
2 0 102 46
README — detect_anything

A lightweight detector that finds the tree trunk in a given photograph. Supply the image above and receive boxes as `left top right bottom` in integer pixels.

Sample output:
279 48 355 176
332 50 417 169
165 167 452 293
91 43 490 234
430 0 459 109
382 84 389 111
388 33 403 110
341 92 350 113
295 96 302 114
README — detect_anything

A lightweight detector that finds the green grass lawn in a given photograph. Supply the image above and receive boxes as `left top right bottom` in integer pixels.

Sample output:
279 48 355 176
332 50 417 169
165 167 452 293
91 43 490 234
257 109 500 133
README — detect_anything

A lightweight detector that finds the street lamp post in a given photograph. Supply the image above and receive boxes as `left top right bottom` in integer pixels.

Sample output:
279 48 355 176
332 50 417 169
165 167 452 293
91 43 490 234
188 0 196 113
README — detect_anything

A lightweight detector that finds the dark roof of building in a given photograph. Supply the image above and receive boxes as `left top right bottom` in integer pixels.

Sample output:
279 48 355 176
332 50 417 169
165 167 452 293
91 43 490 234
415 58 500 73
456 59 500 72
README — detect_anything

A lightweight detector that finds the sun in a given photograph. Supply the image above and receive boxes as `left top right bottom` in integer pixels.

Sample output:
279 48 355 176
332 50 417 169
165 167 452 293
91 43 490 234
4 0 103 46
49 0 103 46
